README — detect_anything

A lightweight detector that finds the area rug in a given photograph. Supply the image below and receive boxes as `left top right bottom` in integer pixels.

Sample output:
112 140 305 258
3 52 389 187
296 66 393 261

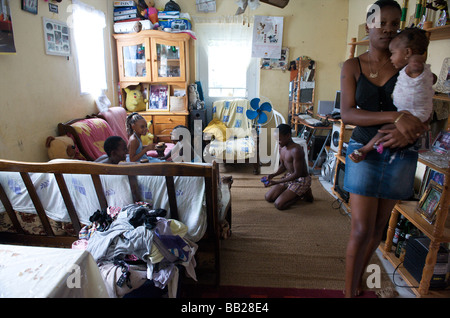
208 163 395 297
182 284 378 298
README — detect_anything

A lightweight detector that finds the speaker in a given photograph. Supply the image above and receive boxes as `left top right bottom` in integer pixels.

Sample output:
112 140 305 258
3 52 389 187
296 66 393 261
330 124 353 153
308 135 328 163
189 109 206 136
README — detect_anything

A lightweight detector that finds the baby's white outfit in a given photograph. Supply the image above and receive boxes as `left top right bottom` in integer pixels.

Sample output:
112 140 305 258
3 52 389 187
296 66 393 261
393 63 434 122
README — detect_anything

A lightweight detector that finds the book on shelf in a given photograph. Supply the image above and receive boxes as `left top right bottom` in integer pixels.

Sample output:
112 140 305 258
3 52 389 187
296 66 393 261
114 14 139 22
114 1 136 7
114 7 138 16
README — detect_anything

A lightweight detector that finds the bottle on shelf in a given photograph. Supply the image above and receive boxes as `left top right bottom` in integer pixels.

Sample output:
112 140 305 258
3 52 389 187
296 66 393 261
398 234 411 262
392 215 406 247
395 220 410 258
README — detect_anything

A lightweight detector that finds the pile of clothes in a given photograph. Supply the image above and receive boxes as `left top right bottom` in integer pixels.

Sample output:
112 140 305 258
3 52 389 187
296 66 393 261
73 202 197 298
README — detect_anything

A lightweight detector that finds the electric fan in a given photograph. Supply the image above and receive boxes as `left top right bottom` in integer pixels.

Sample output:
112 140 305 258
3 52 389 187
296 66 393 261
246 97 274 126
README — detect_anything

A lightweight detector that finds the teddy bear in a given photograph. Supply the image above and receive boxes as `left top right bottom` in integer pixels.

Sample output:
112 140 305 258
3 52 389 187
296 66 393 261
45 135 77 160
141 120 154 146
139 0 159 27
124 85 147 112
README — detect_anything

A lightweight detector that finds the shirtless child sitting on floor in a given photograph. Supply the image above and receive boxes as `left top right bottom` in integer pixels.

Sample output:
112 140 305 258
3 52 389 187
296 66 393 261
264 124 313 210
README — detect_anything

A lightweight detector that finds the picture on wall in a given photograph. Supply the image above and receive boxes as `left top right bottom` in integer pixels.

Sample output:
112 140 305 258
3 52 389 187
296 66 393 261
260 47 289 70
22 0 38 14
0 0 16 54
43 17 71 57
148 85 169 111
252 16 284 59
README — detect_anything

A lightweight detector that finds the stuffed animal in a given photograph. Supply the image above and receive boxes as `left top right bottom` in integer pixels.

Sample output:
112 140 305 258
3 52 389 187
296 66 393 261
141 120 154 146
45 136 77 160
124 85 147 112
139 0 159 27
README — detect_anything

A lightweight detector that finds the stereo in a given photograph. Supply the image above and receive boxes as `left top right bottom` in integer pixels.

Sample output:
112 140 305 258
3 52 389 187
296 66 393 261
330 124 354 153
321 149 337 183
404 236 449 289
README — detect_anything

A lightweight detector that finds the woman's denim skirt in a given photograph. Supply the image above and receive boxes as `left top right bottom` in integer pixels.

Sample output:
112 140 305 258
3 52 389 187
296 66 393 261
344 139 418 200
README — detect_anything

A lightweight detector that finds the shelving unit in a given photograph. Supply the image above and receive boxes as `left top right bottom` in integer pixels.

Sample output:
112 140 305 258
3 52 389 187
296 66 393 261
341 24 450 297
289 56 316 135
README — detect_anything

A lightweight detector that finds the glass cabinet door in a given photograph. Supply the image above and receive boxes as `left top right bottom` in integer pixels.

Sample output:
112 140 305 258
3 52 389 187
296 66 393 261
118 39 151 82
151 38 186 82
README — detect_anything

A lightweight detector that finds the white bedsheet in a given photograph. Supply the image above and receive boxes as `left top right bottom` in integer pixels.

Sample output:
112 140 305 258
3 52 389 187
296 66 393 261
0 164 214 242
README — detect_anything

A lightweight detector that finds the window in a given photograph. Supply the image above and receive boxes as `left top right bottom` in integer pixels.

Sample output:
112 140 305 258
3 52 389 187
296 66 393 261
71 0 107 98
195 17 259 104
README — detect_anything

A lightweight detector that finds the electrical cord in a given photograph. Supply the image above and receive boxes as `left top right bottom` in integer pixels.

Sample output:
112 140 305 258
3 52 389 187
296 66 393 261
392 261 420 289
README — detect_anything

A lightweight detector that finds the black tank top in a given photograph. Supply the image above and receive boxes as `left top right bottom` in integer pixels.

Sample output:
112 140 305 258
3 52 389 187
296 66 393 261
351 57 399 145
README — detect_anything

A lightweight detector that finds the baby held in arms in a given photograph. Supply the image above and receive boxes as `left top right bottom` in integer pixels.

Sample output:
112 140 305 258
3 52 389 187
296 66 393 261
349 28 435 163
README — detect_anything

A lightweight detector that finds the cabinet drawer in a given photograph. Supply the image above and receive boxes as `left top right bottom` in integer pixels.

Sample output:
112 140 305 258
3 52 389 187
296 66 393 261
153 115 187 142
154 115 186 125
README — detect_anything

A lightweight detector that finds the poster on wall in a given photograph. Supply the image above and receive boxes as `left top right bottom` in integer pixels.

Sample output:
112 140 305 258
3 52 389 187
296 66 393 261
260 47 289 70
43 17 71 57
0 0 16 54
252 16 284 59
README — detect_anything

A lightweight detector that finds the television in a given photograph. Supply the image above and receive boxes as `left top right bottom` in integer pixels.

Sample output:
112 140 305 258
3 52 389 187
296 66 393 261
334 161 349 203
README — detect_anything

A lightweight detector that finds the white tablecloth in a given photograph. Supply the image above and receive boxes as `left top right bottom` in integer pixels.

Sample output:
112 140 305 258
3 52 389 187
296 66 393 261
0 244 108 298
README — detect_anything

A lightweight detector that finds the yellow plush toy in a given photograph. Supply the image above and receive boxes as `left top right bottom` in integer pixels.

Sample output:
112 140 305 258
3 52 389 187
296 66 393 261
141 120 154 146
45 136 77 160
124 85 147 112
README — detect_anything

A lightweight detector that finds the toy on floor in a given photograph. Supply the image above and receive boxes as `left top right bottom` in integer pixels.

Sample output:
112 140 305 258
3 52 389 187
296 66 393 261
45 135 76 160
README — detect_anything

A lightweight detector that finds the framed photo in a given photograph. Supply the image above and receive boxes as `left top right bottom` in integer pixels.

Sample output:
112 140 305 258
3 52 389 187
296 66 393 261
417 180 443 224
22 0 38 15
435 57 450 94
148 85 169 111
43 18 71 57
431 130 450 154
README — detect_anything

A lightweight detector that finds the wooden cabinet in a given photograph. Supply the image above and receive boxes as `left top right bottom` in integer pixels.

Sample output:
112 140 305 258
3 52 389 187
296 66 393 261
382 156 449 297
141 113 188 144
114 30 190 85
340 25 450 297
113 30 191 143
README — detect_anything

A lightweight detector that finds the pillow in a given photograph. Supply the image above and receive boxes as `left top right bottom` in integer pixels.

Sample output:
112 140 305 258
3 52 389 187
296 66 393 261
71 118 114 160
203 118 227 142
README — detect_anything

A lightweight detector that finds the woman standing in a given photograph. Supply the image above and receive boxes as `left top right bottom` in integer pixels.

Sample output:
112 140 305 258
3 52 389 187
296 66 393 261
340 0 427 297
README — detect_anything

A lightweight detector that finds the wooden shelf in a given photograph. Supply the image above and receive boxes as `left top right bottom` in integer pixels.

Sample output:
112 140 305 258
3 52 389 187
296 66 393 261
348 25 450 58
394 201 450 243
425 24 450 41
379 242 450 298
433 93 450 102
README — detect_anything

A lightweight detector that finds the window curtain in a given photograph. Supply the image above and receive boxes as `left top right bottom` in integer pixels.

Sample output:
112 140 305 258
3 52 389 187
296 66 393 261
71 0 107 97
194 16 255 100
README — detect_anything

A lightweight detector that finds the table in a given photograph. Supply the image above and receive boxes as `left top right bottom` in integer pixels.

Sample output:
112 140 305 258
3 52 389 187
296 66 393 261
0 244 108 298
295 117 333 174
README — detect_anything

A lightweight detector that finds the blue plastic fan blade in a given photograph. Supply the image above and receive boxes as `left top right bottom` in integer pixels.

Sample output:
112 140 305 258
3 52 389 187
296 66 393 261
246 109 259 120
250 98 261 110
257 112 268 124
259 102 272 113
